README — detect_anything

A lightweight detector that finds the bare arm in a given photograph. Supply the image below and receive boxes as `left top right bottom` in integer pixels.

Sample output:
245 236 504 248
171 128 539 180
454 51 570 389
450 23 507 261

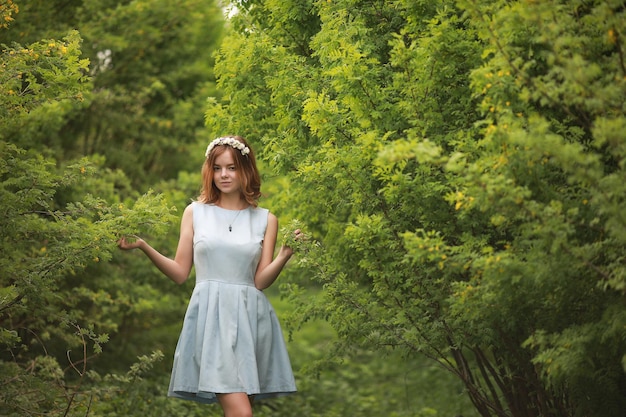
254 213 298 290
118 204 194 285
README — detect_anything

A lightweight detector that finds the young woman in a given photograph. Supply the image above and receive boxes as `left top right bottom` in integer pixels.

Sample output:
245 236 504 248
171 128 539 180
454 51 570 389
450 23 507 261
118 136 299 417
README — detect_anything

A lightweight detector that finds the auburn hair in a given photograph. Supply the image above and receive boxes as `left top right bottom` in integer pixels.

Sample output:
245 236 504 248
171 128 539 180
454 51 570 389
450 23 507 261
198 136 261 207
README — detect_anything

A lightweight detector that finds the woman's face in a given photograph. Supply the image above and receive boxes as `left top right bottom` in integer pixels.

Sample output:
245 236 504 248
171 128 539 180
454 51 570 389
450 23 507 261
212 149 242 195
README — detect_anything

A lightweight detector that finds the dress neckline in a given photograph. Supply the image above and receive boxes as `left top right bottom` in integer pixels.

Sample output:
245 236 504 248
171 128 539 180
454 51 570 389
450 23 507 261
211 203 250 212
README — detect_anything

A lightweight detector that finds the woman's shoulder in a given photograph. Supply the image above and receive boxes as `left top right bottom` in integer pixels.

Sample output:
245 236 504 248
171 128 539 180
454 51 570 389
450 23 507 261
187 201 217 210
184 201 198 213
183 201 211 218
182 202 197 215
251 205 270 218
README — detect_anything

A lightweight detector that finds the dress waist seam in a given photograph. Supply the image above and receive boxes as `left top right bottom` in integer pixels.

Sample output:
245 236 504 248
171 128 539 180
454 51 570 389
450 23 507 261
195 279 256 287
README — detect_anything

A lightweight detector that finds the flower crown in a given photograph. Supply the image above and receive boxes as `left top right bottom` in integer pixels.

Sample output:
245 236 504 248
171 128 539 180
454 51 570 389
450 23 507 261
205 137 250 158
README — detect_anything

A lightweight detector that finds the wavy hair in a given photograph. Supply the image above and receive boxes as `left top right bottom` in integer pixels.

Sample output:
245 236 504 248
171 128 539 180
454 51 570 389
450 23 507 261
198 136 261 207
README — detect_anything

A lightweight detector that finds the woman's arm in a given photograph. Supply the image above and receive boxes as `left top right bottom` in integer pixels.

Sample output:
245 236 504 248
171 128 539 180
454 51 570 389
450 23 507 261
118 204 194 285
254 212 297 290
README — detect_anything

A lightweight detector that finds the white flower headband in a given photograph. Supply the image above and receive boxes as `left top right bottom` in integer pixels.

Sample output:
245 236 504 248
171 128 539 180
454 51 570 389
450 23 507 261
205 136 250 158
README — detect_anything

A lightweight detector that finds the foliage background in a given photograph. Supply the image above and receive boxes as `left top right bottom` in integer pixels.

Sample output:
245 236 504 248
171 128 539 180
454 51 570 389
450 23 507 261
1 0 624 416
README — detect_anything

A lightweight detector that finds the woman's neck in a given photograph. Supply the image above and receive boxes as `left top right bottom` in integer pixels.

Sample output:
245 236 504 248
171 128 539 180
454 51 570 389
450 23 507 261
217 194 248 210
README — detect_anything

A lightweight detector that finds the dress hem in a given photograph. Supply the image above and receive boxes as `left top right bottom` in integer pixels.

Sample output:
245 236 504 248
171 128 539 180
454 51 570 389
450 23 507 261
168 389 297 405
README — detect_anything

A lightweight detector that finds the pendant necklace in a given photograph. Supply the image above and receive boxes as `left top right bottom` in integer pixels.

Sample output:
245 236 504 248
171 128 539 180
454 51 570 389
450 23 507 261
228 209 243 232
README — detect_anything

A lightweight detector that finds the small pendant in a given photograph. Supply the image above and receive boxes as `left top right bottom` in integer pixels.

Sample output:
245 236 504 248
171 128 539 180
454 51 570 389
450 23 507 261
229 225 232 232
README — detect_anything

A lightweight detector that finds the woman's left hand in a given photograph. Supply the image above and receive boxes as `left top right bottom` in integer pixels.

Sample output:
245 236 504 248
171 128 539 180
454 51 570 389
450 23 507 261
280 229 303 258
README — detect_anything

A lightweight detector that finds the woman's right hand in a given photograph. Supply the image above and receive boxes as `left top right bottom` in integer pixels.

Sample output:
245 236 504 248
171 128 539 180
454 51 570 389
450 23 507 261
117 235 145 250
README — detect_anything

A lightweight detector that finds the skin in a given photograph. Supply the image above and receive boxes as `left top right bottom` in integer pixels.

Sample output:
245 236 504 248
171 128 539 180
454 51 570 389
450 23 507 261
118 148 301 416
217 393 254 417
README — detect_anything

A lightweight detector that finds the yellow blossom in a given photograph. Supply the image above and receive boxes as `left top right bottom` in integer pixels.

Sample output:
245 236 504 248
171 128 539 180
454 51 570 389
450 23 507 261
608 29 617 44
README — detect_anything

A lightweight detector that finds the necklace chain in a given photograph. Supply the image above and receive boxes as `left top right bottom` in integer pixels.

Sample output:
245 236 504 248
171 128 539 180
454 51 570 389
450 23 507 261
228 209 243 232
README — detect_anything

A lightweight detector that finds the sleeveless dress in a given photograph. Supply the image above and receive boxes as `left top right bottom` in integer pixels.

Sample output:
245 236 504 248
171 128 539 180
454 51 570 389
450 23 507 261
167 202 297 404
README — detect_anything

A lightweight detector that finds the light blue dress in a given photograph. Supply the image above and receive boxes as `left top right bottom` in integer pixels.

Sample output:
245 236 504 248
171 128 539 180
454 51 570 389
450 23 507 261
168 202 297 404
